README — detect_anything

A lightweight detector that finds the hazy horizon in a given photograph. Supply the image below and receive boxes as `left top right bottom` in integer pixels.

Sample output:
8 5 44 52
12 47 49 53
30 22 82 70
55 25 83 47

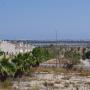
0 0 90 40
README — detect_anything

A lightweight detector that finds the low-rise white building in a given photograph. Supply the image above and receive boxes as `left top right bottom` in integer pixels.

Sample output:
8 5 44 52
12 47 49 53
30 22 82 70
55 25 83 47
0 41 16 55
0 41 35 55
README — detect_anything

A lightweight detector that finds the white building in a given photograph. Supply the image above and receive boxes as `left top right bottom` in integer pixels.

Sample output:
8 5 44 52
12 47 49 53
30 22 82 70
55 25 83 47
0 41 35 55
0 41 16 55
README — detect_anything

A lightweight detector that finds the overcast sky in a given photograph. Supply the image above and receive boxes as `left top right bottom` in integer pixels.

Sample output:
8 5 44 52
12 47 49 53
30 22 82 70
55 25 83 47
0 0 90 40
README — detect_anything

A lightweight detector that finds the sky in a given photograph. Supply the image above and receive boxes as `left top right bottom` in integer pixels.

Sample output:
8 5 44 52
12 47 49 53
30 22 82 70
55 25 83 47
0 0 90 40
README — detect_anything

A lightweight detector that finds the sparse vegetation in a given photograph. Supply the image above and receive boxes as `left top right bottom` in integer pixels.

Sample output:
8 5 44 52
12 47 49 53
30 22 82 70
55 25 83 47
0 47 54 81
83 50 90 59
0 46 90 90
31 85 40 90
64 51 81 65
0 79 12 90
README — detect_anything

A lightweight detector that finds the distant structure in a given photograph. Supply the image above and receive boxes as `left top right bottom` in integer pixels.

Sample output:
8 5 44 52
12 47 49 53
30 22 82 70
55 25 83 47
0 40 35 55
8 40 90 48
1 40 90 55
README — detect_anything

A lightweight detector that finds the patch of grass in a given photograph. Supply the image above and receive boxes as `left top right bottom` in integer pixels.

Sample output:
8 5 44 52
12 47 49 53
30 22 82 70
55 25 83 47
0 79 12 90
31 67 90 77
31 85 40 90
43 81 54 87
35 67 53 73
77 71 90 76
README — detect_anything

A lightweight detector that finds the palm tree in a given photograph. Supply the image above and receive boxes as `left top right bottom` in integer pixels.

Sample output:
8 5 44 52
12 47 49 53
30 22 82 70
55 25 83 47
12 53 32 78
0 58 15 81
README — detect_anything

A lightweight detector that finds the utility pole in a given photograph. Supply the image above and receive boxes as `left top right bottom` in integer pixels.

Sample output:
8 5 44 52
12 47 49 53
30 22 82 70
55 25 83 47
55 29 58 67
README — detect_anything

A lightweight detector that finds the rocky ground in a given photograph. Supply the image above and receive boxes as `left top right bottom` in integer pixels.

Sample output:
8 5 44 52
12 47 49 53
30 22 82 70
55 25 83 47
12 72 90 90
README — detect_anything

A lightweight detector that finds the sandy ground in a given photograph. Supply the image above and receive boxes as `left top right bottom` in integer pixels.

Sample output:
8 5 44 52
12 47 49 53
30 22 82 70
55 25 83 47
12 72 90 90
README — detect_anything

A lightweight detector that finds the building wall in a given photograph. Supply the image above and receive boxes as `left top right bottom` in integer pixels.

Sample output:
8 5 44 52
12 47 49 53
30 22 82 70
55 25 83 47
0 41 35 55
0 41 16 55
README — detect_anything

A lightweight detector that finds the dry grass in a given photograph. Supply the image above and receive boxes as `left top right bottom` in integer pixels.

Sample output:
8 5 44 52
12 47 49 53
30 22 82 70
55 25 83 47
30 67 90 76
0 80 12 90
76 70 90 76
31 85 40 90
